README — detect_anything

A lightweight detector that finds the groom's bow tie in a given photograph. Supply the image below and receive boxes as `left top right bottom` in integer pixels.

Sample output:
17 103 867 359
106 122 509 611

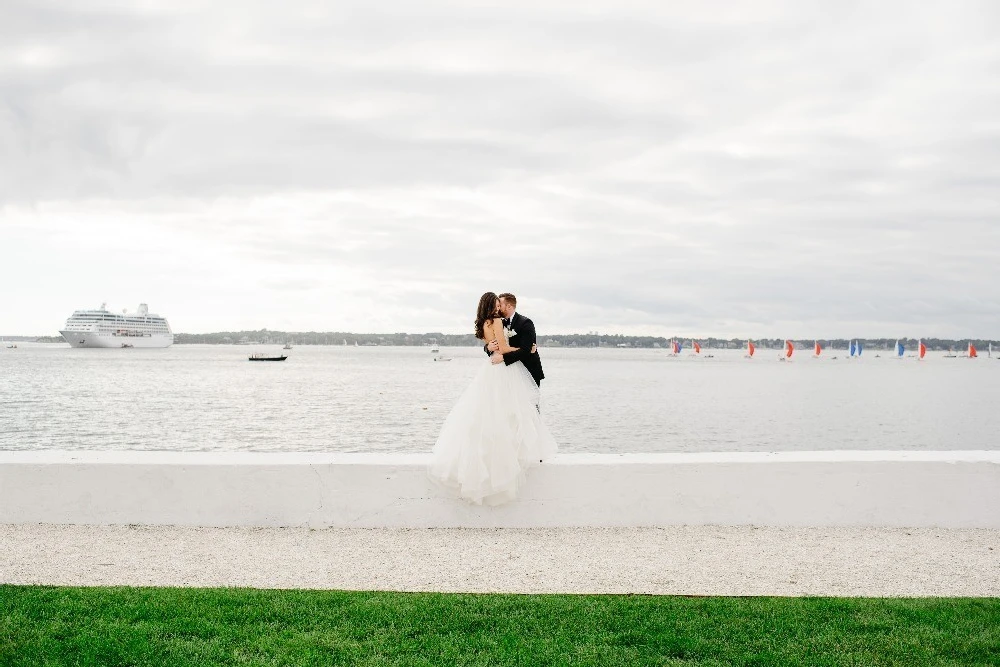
502 318 511 327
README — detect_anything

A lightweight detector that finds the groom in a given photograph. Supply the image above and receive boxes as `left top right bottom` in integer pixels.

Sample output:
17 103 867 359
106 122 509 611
486 293 544 387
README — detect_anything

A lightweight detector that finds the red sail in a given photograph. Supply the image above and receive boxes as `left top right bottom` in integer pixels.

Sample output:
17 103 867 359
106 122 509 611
748 341 755 357
969 343 978 358
694 341 701 354
814 341 821 356
785 340 794 358
919 341 927 359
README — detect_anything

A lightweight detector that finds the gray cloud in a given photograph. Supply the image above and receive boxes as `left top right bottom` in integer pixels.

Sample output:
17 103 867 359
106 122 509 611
1 0 998 337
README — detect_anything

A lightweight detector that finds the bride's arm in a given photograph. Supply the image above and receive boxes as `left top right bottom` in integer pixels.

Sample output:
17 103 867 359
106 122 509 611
490 319 519 354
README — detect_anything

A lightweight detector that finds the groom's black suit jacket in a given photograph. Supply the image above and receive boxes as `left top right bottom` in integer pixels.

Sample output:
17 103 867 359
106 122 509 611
484 312 544 387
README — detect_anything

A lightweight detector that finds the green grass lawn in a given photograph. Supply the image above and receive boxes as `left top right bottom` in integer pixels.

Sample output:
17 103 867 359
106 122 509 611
1 586 998 666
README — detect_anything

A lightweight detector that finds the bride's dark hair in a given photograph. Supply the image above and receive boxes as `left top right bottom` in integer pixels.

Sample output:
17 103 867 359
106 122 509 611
474 292 499 340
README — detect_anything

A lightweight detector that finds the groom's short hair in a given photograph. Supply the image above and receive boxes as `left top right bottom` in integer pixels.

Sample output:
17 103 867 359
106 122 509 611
498 293 516 307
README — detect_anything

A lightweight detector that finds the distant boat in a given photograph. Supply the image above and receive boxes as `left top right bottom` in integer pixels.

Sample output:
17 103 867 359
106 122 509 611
918 340 927 361
248 353 287 362
669 340 681 356
944 347 957 358
813 340 821 357
968 342 978 359
783 339 794 360
60 302 173 348
120 343 134 349
849 341 856 358
895 340 905 358
283 343 292 350
857 341 863 357
745 340 756 358
692 341 701 355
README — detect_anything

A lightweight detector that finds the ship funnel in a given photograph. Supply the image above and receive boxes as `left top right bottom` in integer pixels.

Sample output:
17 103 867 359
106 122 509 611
137 303 149 316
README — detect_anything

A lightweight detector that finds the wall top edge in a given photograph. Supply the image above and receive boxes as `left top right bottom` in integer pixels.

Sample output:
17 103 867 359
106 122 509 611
1 450 999 465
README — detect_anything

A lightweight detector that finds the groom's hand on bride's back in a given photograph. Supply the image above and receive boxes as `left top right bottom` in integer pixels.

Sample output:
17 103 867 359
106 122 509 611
531 344 537 354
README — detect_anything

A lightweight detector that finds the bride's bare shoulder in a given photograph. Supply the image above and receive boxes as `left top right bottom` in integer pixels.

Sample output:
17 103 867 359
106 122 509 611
477 317 496 341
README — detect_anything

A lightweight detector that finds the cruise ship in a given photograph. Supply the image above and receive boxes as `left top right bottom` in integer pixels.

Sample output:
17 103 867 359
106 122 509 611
60 303 174 348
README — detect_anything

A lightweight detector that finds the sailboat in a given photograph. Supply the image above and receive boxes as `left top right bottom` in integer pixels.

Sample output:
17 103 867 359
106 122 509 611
895 340 905 358
849 341 857 358
857 341 863 357
692 341 701 355
745 340 756 358
780 339 794 361
918 340 927 361
968 342 978 359
813 340 822 358
668 340 681 356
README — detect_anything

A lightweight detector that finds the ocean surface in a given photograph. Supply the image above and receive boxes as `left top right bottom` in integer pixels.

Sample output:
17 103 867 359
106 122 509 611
1 343 998 453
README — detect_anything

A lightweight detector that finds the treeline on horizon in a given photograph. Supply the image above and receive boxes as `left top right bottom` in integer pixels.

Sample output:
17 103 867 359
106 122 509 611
21 330 991 351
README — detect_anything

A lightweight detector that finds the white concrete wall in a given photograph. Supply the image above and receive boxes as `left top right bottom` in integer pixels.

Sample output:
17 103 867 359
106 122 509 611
1 451 998 529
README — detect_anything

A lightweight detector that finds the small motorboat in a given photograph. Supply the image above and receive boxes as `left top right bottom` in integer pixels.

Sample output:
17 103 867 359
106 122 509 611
248 353 288 362
120 343 134 348
283 343 292 350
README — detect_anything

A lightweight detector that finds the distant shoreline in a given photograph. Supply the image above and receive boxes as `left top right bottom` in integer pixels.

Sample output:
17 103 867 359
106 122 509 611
7 333 998 351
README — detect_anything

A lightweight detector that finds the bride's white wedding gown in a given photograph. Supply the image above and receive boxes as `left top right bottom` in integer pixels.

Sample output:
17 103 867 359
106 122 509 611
428 352 558 506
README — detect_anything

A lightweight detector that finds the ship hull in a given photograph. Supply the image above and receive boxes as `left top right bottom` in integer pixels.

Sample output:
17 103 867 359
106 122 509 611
60 331 174 348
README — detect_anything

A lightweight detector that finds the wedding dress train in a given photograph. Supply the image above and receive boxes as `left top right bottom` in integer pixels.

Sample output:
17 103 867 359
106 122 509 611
428 359 557 506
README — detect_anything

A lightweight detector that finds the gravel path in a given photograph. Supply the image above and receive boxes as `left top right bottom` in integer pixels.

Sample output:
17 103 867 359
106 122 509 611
2 524 997 597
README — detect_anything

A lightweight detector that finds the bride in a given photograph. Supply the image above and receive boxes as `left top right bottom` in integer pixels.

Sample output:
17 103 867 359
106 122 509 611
428 292 558 505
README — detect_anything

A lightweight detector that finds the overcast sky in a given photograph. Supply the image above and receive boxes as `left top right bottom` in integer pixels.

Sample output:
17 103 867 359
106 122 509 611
2 0 998 338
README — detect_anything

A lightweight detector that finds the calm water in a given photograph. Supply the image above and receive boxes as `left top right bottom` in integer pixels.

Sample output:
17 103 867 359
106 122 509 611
1 343 998 453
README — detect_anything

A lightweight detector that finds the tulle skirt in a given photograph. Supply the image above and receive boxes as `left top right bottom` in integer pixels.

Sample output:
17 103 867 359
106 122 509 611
428 360 557 506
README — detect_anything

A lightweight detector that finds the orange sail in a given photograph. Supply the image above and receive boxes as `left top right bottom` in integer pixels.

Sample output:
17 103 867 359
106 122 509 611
693 341 701 354
814 341 821 356
747 340 755 357
919 340 927 360
785 340 794 358
969 343 978 358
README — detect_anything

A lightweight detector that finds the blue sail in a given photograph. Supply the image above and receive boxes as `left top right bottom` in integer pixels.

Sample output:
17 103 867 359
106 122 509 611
849 341 856 357
896 341 905 357
858 341 863 356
